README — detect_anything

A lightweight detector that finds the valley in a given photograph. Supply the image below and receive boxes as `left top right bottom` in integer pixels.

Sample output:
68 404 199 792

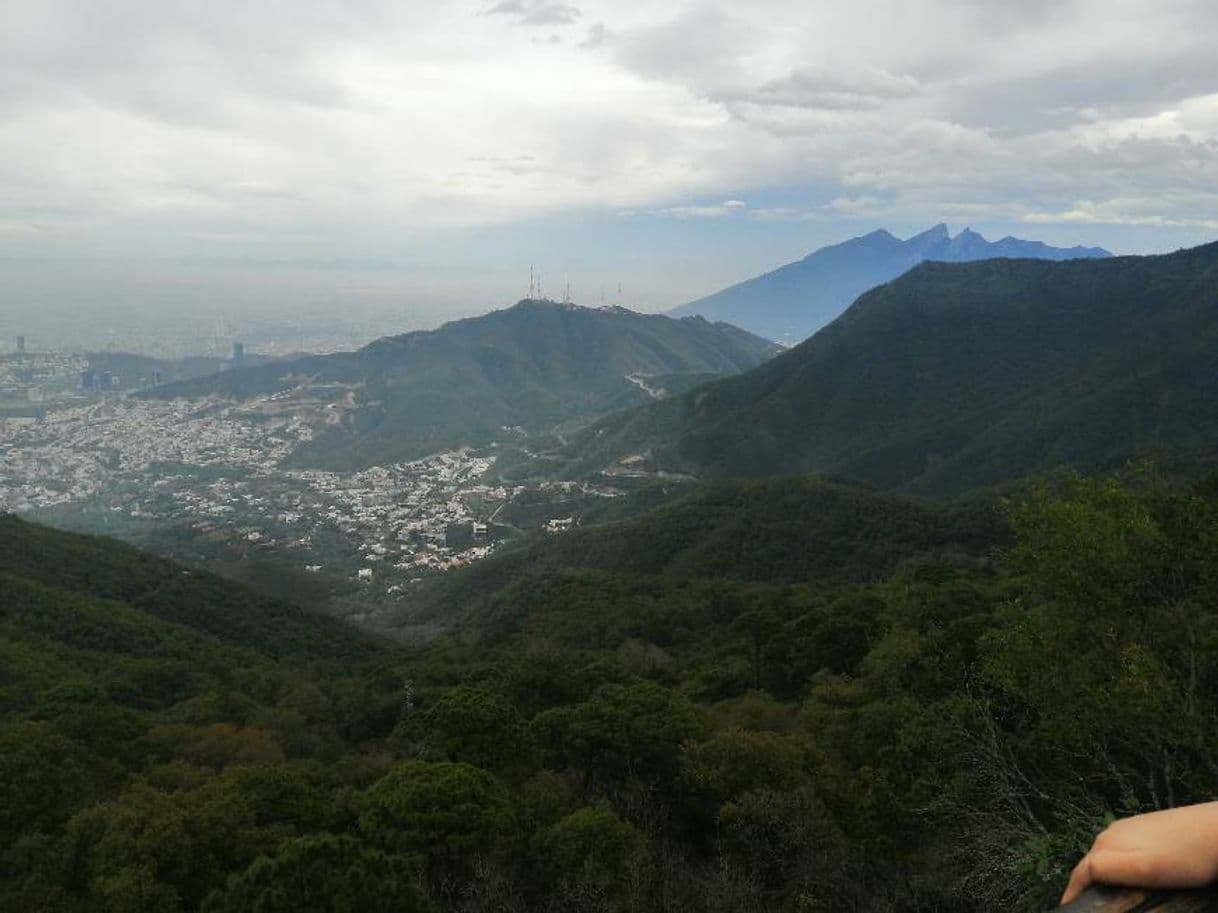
0 393 626 626
0 300 784 620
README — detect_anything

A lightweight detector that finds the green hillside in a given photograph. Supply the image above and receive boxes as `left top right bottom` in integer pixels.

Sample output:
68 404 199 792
0 516 381 662
8 469 1218 912
381 474 1007 680
142 300 780 470
392 474 1004 632
378 467 1218 912
532 475 1002 581
547 241 1218 494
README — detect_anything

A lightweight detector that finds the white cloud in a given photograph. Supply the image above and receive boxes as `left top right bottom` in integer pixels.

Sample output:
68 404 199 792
1022 201 1218 231
653 201 748 219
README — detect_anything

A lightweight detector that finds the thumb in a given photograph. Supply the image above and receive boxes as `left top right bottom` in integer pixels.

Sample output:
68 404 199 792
1061 850 1154 906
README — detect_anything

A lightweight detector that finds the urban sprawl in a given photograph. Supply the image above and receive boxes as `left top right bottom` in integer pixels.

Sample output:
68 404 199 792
1 391 612 595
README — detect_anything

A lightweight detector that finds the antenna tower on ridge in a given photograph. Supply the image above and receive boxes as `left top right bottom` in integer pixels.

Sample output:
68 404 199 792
528 265 535 299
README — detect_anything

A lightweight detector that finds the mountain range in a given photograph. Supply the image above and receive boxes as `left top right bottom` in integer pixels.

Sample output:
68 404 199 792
534 240 1218 496
144 300 780 471
669 223 1111 342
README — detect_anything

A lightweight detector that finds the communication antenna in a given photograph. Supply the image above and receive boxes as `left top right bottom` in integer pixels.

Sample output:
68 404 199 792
528 265 536 300
563 274 571 305
538 273 543 301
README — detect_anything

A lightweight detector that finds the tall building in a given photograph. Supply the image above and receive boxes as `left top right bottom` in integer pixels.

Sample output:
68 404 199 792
16 336 25 354
232 341 245 363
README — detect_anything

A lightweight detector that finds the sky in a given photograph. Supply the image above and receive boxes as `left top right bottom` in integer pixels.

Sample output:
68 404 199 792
3 0 1218 344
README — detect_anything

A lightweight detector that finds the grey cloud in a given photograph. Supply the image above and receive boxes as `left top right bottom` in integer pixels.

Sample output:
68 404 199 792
484 0 581 26
726 67 921 111
0 1 398 128
941 47 1218 137
841 125 1218 232
612 9 919 117
579 23 609 49
953 0 1074 31
590 0 1218 242
613 5 753 87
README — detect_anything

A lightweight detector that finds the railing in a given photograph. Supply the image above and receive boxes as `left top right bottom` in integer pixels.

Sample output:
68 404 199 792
1066 887 1218 913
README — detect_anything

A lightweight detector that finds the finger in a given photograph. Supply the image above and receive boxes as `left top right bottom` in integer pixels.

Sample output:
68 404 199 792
1089 848 1214 890
1061 856 1092 905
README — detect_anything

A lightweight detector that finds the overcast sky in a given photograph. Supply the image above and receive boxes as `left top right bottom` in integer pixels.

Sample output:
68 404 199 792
3 0 1218 331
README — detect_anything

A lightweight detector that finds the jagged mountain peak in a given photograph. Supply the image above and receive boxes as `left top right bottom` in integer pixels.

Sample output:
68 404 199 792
906 222 950 243
669 223 1112 342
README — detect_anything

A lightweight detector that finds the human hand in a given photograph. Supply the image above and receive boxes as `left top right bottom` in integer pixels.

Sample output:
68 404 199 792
1062 803 1218 905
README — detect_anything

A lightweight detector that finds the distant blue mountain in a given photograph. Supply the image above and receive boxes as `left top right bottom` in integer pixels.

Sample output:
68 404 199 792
669 224 1112 342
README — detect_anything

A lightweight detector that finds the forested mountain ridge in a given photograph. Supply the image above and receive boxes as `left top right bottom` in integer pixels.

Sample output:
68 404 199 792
388 474 1007 637
548 241 1218 495
141 300 780 471
669 223 1110 342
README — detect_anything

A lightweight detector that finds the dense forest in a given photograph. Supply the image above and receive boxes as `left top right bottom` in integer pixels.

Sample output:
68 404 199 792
5 466 1218 912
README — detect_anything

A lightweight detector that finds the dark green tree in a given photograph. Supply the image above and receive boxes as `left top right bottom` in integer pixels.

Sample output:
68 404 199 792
202 834 432 913
533 803 644 912
394 685 530 772
532 680 707 795
359 761 515 867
